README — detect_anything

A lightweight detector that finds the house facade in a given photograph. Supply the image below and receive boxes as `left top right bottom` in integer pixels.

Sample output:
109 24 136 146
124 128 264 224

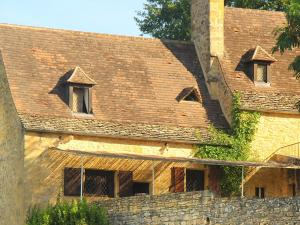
1 0 300 224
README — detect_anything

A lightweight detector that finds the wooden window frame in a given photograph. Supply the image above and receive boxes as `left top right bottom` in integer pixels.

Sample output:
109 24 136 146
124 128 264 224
255 187 265 198
64 168 115 198
253 62 271 86
68 85 93 114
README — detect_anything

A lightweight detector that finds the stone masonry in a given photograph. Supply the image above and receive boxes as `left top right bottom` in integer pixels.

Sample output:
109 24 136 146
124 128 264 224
98 191 300 225
0 53 25 225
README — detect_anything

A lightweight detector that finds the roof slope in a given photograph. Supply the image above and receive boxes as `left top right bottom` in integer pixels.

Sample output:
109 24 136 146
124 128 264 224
223 7 300 113
0 24 227 143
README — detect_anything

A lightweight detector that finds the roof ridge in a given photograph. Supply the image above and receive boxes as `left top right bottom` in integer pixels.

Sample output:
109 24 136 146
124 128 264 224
0 23 193 45
225 6 285 15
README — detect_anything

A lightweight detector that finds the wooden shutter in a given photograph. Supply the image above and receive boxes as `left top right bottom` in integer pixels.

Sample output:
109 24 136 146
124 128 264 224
208 166 222 196
64 168 81 196
170 167 185 193
118 171 133 197
88 88 93 113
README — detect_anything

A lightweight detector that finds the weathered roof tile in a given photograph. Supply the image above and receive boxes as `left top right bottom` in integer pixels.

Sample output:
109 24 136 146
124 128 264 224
0 24 228 143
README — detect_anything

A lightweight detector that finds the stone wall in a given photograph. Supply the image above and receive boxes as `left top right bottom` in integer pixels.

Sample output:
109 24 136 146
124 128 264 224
0 54 25 224
251 112 300 161
98 191 300 225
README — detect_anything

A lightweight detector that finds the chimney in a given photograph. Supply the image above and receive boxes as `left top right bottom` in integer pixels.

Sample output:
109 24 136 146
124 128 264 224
191 0 224 74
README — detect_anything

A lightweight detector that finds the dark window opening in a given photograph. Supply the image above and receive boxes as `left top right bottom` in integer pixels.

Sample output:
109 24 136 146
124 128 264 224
186 169 204 192
255 187 265 198
292 184 296 197
183 91 199 102
72 87 89 113
256 64 268 83
133 182 150 195
64 168 81 196
84 169 114 197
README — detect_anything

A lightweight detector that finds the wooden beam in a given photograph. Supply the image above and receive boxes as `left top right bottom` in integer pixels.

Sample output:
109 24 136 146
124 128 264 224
50 148 300 169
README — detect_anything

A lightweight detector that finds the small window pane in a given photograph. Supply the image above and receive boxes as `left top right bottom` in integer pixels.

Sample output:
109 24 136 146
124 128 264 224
84 169 114 197
186 169 204 192
257 64 267 83
255 187 265 198
73 87 89 113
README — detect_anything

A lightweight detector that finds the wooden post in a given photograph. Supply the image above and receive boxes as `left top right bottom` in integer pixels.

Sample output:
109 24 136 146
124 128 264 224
241 166 244 198
152 161 155 195
80 156 84 201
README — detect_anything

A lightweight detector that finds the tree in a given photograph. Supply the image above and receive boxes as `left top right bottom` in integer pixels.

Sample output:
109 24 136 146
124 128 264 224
135 0 289 41
273 0 300 78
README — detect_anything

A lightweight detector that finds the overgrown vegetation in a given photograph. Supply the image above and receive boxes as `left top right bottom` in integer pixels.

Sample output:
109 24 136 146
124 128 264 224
26 199 109 225
196 93 260 196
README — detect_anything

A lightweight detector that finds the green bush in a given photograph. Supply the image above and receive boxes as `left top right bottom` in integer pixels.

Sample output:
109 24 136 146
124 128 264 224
26 200 110 225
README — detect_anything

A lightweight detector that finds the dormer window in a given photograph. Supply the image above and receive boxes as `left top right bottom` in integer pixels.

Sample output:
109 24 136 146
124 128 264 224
73 87 89 113
66 66 97 114
184 90 199 102
176 87 200 103
256 64 268 83
245 46 277 87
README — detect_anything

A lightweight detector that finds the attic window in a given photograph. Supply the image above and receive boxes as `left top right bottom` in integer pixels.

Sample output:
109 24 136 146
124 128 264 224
66 66 97 114
245 46 277 87
184 91 199 102
73 87 89 113
176 87 200 103
256 64 267 83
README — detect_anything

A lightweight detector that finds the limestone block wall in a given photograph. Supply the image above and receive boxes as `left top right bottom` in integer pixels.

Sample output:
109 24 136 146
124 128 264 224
0 55 25 224
251 112 300 161
244 168 293 197
98 192 300 225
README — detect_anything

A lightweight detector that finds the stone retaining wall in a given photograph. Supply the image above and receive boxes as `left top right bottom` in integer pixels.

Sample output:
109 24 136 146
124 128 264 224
98 191 300 225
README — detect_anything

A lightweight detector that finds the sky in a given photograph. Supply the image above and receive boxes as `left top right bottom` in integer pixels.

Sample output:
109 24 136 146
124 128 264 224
0 0 147 37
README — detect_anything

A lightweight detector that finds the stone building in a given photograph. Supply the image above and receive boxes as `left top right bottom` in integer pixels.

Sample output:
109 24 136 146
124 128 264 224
0 0 300 224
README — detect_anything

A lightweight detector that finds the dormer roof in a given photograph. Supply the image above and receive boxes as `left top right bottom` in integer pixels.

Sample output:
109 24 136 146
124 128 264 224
247 46 277 63
67 66 97 85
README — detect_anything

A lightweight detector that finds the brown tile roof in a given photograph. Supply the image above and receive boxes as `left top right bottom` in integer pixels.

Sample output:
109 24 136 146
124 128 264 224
0 24 228 143
19 113 208 144
223 7 300 113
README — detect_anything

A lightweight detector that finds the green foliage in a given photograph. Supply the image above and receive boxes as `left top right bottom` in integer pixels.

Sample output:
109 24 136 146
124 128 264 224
196 92 260 196
26 200 110 225
227 0 290 10
135 0 191 40
273 0 300 78
135 0 288 41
